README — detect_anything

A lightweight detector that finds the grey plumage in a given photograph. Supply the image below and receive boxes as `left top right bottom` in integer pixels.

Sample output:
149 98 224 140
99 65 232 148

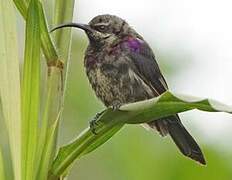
84 15 205 165
52 14 206 165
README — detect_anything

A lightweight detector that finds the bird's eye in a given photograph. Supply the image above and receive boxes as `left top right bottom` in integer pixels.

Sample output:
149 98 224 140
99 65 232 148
96 25 107 32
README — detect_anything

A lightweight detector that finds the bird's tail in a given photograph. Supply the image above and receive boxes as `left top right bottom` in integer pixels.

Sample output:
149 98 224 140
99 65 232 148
148 115 206 165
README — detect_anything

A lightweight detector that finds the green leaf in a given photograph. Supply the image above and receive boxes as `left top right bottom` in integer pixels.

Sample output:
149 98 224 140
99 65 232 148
21 0 41 179
50 124 123 177
35 68 63 180
52 0 75 97
13 0 58 62
38 2 58 62
12 0 27 18
0 148 6 180
50 91 232 177
0 0 21 179
37 113 60 180
48 1 76 173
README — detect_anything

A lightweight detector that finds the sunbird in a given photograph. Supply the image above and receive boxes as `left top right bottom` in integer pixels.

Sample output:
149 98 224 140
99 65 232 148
52 14 206 165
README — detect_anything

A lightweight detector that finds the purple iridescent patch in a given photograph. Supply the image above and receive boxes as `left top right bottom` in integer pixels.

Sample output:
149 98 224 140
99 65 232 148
125 37 142 52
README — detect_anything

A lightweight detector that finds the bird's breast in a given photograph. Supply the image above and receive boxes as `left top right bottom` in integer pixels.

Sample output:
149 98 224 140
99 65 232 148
85 60 154 106
86 64 119 106
84 55 98 69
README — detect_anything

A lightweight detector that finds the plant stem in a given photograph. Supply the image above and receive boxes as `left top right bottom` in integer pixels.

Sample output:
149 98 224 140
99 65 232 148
21 0 41 179
13 0 58 63
44 0 75 179
52 0 75 97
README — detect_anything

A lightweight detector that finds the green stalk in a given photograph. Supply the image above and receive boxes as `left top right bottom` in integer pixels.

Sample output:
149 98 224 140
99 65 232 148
0 149 6 180
49 91 232 177
37 0 75 179
50 124 124 177
38 1 75 179
36 67 63 180
13 0 58 62
52 0 75 94
11 0 75 179
21 0 41 179
51 0 75 153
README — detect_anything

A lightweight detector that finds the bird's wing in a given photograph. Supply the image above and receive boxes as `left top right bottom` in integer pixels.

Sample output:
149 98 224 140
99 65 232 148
126 38 168 95
123 38 206 165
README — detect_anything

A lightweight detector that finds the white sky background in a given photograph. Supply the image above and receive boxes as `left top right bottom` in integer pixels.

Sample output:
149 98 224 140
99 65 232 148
74 0 232 148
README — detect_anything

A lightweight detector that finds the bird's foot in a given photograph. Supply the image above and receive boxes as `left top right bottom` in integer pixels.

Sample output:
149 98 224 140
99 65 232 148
89 110 106 135
89 119 98 135
111 100 122 111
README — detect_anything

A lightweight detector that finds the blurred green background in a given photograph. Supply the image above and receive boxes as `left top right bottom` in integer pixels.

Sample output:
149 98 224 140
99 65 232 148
58 35 232 180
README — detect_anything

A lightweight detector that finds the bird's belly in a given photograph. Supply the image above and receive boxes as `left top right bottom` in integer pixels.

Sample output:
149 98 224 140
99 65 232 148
87 66 154 107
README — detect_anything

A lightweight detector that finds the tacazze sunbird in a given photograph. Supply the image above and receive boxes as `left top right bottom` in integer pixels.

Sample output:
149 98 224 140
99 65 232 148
52 14 206 165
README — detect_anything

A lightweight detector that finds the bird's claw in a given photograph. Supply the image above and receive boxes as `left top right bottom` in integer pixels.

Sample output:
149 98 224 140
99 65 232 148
111 101 122 111
89 119 98 135
89 110 106 135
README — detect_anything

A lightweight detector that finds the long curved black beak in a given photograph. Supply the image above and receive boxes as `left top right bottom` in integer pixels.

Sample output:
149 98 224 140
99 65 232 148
50 23 92 33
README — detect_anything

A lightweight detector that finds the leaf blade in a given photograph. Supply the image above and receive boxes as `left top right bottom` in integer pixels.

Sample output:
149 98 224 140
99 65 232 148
50 91 232 177
0 148 6 180
0 0 21 179
37 113 60 180
21 0 41 179
13 0 58 62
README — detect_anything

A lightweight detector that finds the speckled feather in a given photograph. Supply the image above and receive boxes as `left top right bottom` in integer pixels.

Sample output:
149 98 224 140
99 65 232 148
85 37 156 106
83 14 206 165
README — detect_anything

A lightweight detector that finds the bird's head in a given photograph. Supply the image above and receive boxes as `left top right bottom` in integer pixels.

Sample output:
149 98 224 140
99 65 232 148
51 14 139 47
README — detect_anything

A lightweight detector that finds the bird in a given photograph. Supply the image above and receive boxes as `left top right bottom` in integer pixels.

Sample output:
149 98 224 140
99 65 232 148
51 14 206 165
